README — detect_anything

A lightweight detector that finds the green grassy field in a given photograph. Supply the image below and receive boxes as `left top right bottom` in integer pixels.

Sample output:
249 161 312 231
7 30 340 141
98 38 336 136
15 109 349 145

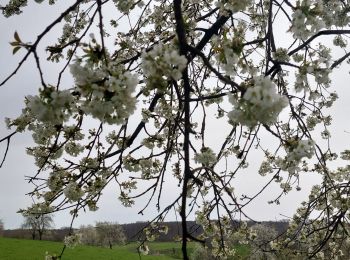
0 237 193 260
0 237 249 259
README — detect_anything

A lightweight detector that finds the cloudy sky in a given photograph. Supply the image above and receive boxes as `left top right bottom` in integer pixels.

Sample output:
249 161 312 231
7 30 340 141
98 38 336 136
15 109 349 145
0 1 350 230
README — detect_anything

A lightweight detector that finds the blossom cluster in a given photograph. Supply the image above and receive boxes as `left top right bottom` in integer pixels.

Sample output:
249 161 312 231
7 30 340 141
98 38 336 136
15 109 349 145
194 147 217 167
26 145 62 168
216 0 252 14
2 0 28 17
286 139 315 162
340 150 350 160
228 76 288 128
273 48 290 62
112 0 137 13
63 182 84 202
26 89 75 125
138 244 150 255
47 170 66 192
45 252 59 260
291 6 325 40
63 233 82 248
52 164 110 207
141 43 187 91
124 156 162 179
291 0 350 40
70 60 138 125
20 203 53 216
259 139 314 180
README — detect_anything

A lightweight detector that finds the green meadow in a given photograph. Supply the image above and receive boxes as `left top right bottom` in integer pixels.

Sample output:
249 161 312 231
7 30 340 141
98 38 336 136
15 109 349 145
0 237 192 260
0 237 249 259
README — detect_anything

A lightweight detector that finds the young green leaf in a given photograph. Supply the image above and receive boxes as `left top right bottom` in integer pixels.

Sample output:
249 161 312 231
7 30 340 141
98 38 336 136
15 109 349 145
14 31 21 43
10 41 19 46
12 46 21 55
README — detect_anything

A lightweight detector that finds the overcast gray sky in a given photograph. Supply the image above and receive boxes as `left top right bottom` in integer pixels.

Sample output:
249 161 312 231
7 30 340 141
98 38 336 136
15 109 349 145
1 1 350 230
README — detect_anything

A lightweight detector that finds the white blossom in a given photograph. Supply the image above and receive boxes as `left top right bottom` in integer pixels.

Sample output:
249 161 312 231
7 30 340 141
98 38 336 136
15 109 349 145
141 43 187 90
195 147 217 166
26 89 74 125
287 139 315 162
216 0 252 13
63 182 84 202
228 76 288 128
70 60 138 124
63 233 82 248
138 244 150 255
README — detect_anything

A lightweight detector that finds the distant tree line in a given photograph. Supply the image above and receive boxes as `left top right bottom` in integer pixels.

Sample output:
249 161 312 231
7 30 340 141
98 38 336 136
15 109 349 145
2 227 70 241
121 220 289 243
1 220 289 243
